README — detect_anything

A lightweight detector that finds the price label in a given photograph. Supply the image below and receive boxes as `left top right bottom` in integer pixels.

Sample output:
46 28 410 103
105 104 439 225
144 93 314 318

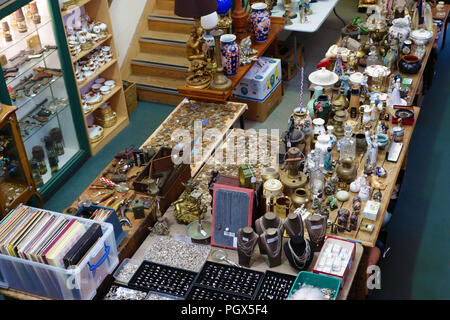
200 230 207 237
266 237 277 244
311 225 323 230
242 237 249 242
224 231 235 237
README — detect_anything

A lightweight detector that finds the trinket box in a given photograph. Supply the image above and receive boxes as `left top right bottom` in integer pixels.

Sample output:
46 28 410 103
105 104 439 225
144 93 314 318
362 200 381 221
392 106 415 125
313 236 356 288
128 260 197 298
133 147 191 213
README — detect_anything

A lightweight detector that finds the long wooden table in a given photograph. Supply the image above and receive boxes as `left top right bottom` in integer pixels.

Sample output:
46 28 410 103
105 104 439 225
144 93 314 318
177 17 284 102
0 101 248 300
131 129 363 300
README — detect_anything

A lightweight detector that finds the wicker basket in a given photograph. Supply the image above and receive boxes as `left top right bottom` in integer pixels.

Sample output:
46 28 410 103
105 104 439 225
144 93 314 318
123 80 138 115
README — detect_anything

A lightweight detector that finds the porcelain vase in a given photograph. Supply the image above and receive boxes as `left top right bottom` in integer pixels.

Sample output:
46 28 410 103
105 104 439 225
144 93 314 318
220 34 240 77
249 3 271 43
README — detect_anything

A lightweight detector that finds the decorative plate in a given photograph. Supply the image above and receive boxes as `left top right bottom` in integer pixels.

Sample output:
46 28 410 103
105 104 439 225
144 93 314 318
365 65 391 77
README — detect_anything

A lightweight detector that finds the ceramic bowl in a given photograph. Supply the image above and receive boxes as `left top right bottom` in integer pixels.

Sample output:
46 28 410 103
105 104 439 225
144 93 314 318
91 83 102 93
349 72 365 86
95 78 106 85
398 54 421 74
104 80 115 89
364 64 391 77
308 67 339 87
100 85 111 95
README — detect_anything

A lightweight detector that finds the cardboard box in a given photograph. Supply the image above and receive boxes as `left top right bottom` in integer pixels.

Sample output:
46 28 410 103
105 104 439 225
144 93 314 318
232 81 282 122
363 200 381 221
313 236 356 288
233 57 282 101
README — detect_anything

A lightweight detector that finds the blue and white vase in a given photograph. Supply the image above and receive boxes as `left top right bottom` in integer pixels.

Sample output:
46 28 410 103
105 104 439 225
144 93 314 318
220 34 240 77
249 2 271 43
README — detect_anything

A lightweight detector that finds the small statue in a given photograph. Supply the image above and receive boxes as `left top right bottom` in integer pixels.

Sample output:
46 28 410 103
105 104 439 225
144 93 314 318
364 131 378 175
149 198 169 235
239 36 258 66
324 147 333 172
353 195 362 212
324 174 339 196
326 196 338 210
172 180 207 224
349 211 358 231
186 27 211 88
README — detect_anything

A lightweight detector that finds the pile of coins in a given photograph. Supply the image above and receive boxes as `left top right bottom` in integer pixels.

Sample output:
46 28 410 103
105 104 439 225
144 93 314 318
142 236 211 272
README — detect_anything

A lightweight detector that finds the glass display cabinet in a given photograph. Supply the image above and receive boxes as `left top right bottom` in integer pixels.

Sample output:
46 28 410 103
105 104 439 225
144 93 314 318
0 0 89 199
0 104 42 217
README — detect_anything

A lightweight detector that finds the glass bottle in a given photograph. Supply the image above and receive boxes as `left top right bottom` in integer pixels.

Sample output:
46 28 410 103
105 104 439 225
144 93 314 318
50 128 65 156
2 21 12 42
348 85 360 119
339 124 356 161
366 46 380 66
309 151 324 197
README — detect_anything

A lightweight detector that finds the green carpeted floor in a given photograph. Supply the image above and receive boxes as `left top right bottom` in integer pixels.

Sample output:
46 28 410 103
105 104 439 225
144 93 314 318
42 0 450 299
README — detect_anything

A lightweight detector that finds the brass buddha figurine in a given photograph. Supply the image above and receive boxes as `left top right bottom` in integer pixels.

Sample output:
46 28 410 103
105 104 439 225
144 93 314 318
186 27 212 88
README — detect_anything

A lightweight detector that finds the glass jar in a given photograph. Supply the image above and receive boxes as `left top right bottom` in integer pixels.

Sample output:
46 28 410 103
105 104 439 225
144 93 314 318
366 46 380 66
339 124 356 161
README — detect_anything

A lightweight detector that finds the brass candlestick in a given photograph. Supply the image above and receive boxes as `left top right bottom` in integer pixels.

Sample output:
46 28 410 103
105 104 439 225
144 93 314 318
210 29 232 91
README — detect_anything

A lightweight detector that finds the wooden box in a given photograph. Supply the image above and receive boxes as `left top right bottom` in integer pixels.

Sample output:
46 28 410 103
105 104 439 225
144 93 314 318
232 82 283 122
123 80 138 115
132 147 191 213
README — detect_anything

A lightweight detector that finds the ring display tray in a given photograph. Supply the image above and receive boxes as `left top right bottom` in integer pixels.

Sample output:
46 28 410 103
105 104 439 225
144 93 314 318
187 285 251 300
191 261 264 299
128 260 197 298
254 270 297 300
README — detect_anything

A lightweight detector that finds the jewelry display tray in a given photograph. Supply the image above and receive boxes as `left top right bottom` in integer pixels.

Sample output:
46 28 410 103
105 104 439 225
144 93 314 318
188 261 265 299
127 260 198 298
254 270 297 300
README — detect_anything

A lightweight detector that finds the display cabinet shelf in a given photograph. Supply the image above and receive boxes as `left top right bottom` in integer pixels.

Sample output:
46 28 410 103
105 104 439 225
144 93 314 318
83 84 120 117
71 33 112 63
0 0 90 200
13 75 63 110
90 115 128 154
61 0 93 17
21 101 70 143
0 19 52 55
60 0 129 155
76 59 117 89
5 48 59 86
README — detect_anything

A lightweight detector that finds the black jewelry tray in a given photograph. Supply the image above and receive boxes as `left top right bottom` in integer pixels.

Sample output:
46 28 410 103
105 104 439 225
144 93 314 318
192 261 265 299
128 260 197 298
254 270 297 300
186 285 251 301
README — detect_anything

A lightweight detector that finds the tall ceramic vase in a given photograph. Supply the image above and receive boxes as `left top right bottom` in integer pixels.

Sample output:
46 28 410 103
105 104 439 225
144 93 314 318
220 34 240 77
249 2 271 43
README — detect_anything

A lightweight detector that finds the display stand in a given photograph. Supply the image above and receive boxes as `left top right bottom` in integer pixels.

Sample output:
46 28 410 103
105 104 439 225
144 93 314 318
0 104 42 217
60 0 130 155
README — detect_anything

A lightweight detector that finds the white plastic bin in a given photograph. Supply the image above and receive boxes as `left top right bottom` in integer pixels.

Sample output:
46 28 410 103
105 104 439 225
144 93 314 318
0 206 119 300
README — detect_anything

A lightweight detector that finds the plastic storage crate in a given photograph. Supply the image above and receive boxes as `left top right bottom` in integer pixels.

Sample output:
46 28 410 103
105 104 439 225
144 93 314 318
75 204 129 247
0 206 119 300
288 271 340 300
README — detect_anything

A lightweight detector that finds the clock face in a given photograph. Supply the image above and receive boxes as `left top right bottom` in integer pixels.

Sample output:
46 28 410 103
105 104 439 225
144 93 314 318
395 109 414 119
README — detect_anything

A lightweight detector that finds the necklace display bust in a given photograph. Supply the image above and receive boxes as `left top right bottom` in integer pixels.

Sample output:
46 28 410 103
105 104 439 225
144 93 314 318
283 212 304 237
255 212 284 254
284 236 313 271
259 228 283 268
237 227 259 267
305 214 327 252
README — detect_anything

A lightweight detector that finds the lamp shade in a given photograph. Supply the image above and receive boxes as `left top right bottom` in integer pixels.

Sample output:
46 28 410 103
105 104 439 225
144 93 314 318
174 0 218 18
217 0 232 15
201 12 219 30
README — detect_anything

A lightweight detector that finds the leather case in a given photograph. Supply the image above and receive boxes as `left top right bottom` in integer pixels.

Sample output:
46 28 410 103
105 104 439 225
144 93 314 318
63 223 103 268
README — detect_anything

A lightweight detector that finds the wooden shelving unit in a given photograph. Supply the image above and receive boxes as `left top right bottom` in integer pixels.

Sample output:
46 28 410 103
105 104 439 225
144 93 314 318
60 0 129 155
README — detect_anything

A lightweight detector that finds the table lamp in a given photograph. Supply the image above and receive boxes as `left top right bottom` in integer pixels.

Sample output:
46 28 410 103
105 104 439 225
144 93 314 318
175 0 218 27
201 13 232 91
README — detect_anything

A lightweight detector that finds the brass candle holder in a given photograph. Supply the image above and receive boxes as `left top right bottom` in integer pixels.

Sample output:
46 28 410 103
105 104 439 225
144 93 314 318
209 28 232 91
